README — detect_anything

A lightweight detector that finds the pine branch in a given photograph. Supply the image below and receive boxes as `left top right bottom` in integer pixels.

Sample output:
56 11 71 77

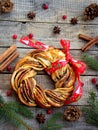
81 53 98 71
0 108 3 121
40 124 63 130
15 103 34 118
46 124 63 130
3 106 32 130
82 91 98 126
47 112 62 126
40 112 63 130
0 95 33 130
4 102 33 118
0 95 5 103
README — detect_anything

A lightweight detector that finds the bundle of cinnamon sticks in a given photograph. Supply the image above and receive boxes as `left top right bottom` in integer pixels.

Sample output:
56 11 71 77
0 45 19 71
79 34 98 52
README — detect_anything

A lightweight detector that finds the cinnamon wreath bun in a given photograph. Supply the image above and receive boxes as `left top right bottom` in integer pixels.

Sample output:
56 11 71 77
11 46 76 108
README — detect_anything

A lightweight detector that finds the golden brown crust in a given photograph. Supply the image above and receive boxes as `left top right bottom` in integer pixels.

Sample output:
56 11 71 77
11 47 76 108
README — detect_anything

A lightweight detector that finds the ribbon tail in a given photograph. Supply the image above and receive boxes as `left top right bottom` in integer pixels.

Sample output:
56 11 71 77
20 36 49 51
64 73 84 104
60 39 71 61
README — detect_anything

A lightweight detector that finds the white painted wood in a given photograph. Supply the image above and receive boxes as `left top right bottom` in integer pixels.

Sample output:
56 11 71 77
0 0 98 130
0 0 98 24
0 22 98 50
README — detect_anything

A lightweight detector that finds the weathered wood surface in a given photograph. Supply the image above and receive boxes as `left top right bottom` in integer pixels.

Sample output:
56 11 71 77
0 0 98 130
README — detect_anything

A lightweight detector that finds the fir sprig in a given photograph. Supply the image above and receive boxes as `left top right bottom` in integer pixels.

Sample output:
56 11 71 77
81 53 98 71
40 112 63 130
4 102 33 118
0 95 33 130
82 91 98 126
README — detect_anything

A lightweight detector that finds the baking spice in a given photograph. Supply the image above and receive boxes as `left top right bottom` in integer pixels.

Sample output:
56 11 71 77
79 34 98 51
0 45 19 71
70 17 78 25
0 0 14 13
36 113 46 123
53 26 61 34
83 3 98 21
42 4 48 10
63 106 81 121
27 12 36 20
81 36 98 52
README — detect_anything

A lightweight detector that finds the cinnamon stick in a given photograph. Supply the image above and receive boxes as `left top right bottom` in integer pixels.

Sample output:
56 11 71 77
79 34 98 44
81 36 98 52
0 52 19 71
0 45 17 64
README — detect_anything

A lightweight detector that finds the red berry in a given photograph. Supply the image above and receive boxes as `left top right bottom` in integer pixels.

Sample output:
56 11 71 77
91 78 97 84
62 15 67 20
42 4 48 10
6 90 12 96
47 109 52 114
12 34 17 39
81 82 84 87
28 33 33 39
6 66 12 71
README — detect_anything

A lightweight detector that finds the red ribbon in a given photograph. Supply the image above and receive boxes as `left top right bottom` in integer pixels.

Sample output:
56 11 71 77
20 36 49 51
20 36 86 104
45 60 68 75
60 39 86 104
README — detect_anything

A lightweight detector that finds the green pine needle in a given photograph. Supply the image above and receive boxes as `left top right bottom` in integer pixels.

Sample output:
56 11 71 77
47 112 62 126
15 103 34 118
81 53 98 71
0 109 4 121
46 124 63 130
40 112 63 130
3 108 25 127
4 102 33 118
0 95 33 130
82 91 98 126
0 95 4 103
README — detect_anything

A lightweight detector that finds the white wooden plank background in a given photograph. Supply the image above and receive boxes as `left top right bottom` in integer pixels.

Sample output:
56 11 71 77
0 0 98 130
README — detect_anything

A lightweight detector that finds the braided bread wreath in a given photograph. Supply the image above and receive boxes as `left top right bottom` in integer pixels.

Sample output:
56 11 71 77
11 37 86 108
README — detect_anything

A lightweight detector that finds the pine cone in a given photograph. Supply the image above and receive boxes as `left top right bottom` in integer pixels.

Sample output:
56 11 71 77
53 26 61 34
36 113 46 123
63 106 82 121
70 17 78 25
83 3 98 21
0 0 14 13
27 12 36 20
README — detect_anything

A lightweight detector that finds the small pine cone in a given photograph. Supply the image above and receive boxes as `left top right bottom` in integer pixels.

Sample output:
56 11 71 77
0 0 14 13
27 11 36 20
63 106 82 121
83 3 98 21
53 26 61 34
70 17 78 25
36 113 46 123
